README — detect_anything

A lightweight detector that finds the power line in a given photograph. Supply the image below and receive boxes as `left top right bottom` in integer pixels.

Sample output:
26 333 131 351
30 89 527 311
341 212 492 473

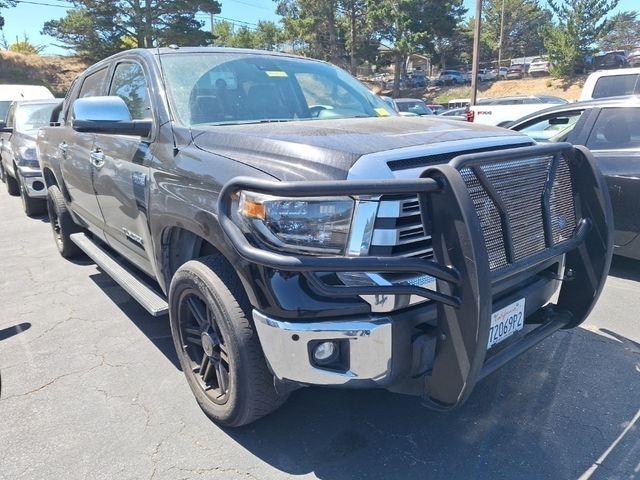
224 0 273 12
13 0 70 8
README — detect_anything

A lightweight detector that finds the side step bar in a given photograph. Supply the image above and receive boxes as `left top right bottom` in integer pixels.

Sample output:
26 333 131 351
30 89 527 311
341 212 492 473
70 233 168 317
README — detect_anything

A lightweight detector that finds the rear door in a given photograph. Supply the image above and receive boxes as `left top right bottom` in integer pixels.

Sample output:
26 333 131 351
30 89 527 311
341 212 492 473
59 67 110 230
1 103 16 178
91 60 155 273
584 107 640 247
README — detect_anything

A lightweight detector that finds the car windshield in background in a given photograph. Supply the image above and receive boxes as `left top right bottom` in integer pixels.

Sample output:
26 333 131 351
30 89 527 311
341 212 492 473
160 52 396 127
396 101 432 115
15 103 58 133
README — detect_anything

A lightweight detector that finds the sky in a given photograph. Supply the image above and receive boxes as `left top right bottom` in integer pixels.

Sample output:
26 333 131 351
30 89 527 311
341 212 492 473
0 0 638 55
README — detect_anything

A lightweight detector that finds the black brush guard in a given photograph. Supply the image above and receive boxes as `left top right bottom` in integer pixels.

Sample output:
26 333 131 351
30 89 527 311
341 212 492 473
218 143 613 410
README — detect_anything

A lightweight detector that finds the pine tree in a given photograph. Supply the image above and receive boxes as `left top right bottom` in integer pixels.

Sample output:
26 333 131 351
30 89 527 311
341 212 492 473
543 0 620 76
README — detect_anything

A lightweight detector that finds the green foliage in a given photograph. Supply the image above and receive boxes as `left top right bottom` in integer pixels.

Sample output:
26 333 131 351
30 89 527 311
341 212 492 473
367 0 465 94
482 0 552 60
543 0 620 76
212 20 282 50
42 0 221 61
598 11 640 51
8 34 45 55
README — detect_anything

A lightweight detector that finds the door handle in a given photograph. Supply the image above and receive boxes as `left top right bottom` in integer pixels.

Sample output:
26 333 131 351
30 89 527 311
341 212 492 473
90 149 105 168
58 142 68 157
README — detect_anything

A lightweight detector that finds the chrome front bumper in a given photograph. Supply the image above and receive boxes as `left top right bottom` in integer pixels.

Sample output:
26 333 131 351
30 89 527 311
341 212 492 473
253 311 393 387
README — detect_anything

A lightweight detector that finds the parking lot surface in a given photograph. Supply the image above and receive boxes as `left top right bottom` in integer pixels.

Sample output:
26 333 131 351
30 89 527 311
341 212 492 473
0 192 639 480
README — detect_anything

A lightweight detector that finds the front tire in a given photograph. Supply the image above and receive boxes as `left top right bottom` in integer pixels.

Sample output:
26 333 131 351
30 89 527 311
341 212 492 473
169 256 287 427
46 184 81 258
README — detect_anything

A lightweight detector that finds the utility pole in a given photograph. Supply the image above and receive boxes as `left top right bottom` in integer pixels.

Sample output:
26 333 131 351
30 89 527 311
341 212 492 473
470 0 482 106
497 0 506 70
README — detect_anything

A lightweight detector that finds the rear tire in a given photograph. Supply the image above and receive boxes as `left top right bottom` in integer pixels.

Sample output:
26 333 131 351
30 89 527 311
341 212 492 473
5 171 19 196
20 181 46 217
169 255 287 427
46 184 81 258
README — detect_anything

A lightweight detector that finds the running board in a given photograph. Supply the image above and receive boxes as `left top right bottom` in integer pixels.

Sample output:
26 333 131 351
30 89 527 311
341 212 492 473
70 233 168 316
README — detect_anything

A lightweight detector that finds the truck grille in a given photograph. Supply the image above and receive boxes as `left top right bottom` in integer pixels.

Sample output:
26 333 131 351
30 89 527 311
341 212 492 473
370 155 576 271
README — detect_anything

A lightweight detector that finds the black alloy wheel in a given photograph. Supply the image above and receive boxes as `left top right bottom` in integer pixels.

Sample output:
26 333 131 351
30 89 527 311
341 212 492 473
176 290 230 404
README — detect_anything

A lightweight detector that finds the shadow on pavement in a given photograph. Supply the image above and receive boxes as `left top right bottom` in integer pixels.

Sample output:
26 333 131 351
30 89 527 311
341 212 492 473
609 256 640 282
87 271 179 370
0 322 31 341
82 257 640 479
223 327 640 480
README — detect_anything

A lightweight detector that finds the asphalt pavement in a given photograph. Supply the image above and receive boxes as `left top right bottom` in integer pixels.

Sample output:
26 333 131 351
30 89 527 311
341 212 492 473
0 191 638 480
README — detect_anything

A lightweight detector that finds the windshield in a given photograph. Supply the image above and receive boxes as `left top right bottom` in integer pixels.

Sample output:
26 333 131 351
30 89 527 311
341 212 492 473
396 101 432 115
160 52 396 127
15 103 59 133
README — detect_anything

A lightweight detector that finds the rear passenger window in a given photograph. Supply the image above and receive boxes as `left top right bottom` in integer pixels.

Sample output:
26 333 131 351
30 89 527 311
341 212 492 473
586 108 640 150
592 74 640 99
109 62 152 120
78 68 109 98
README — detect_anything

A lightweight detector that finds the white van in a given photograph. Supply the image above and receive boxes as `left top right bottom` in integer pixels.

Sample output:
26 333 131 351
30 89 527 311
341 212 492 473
579 68 640 101
0 85 54 122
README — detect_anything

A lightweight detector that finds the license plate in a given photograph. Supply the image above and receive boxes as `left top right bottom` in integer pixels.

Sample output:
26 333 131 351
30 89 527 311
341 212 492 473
487 298 525 348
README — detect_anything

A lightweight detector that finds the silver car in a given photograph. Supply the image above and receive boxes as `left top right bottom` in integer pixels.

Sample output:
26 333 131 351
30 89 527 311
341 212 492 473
0 98 61 216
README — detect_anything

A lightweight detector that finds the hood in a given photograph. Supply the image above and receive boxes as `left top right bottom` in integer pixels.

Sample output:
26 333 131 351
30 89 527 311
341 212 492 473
191 117 526 181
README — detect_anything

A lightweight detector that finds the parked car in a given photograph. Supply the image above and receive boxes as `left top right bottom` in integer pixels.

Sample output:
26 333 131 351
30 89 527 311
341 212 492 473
0 85 54 125
478 68 497 81
0 99 60 215
594 51 628 70
506 64 526 80
438 107 467 121
510 96 640 259
438 70 466 85
629 48 640 68
491 67 508 80
467 95 568 126
427 104 446 114
37 47 611 427
579 67 640 101
394 98 434 116
409 73 428 88
528 57 551 77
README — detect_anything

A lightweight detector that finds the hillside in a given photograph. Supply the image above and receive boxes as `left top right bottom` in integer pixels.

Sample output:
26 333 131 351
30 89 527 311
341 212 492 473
373 75 587 105
0 51 89 97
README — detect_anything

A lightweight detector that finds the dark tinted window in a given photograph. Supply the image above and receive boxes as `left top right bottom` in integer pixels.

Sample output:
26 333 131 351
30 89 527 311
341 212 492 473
78 68 108 98
592 74 640 99
109 62 152 120
586 108 640 150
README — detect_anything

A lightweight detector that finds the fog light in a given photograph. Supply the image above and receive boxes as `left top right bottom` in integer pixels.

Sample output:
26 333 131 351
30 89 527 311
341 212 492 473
312 341 338 365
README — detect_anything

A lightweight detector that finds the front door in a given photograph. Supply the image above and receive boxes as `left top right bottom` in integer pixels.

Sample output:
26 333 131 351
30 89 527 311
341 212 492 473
584 107 640 247
59 67 111 229
91 61 155 273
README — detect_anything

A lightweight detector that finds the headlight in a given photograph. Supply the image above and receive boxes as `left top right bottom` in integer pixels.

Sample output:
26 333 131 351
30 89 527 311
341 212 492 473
17 146 38 167
237 191 354 254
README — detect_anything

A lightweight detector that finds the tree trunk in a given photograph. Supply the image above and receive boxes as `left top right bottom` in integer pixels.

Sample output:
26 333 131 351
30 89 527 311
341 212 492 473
393 53 401 98
326 2 339 65
349 5 357 75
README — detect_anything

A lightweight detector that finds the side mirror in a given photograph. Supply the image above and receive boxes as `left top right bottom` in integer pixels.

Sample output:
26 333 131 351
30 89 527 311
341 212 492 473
0 120 12 133
72 96 152 137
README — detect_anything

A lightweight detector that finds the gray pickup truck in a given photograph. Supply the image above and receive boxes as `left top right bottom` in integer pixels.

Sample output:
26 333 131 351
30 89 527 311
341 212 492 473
37 47 613 427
